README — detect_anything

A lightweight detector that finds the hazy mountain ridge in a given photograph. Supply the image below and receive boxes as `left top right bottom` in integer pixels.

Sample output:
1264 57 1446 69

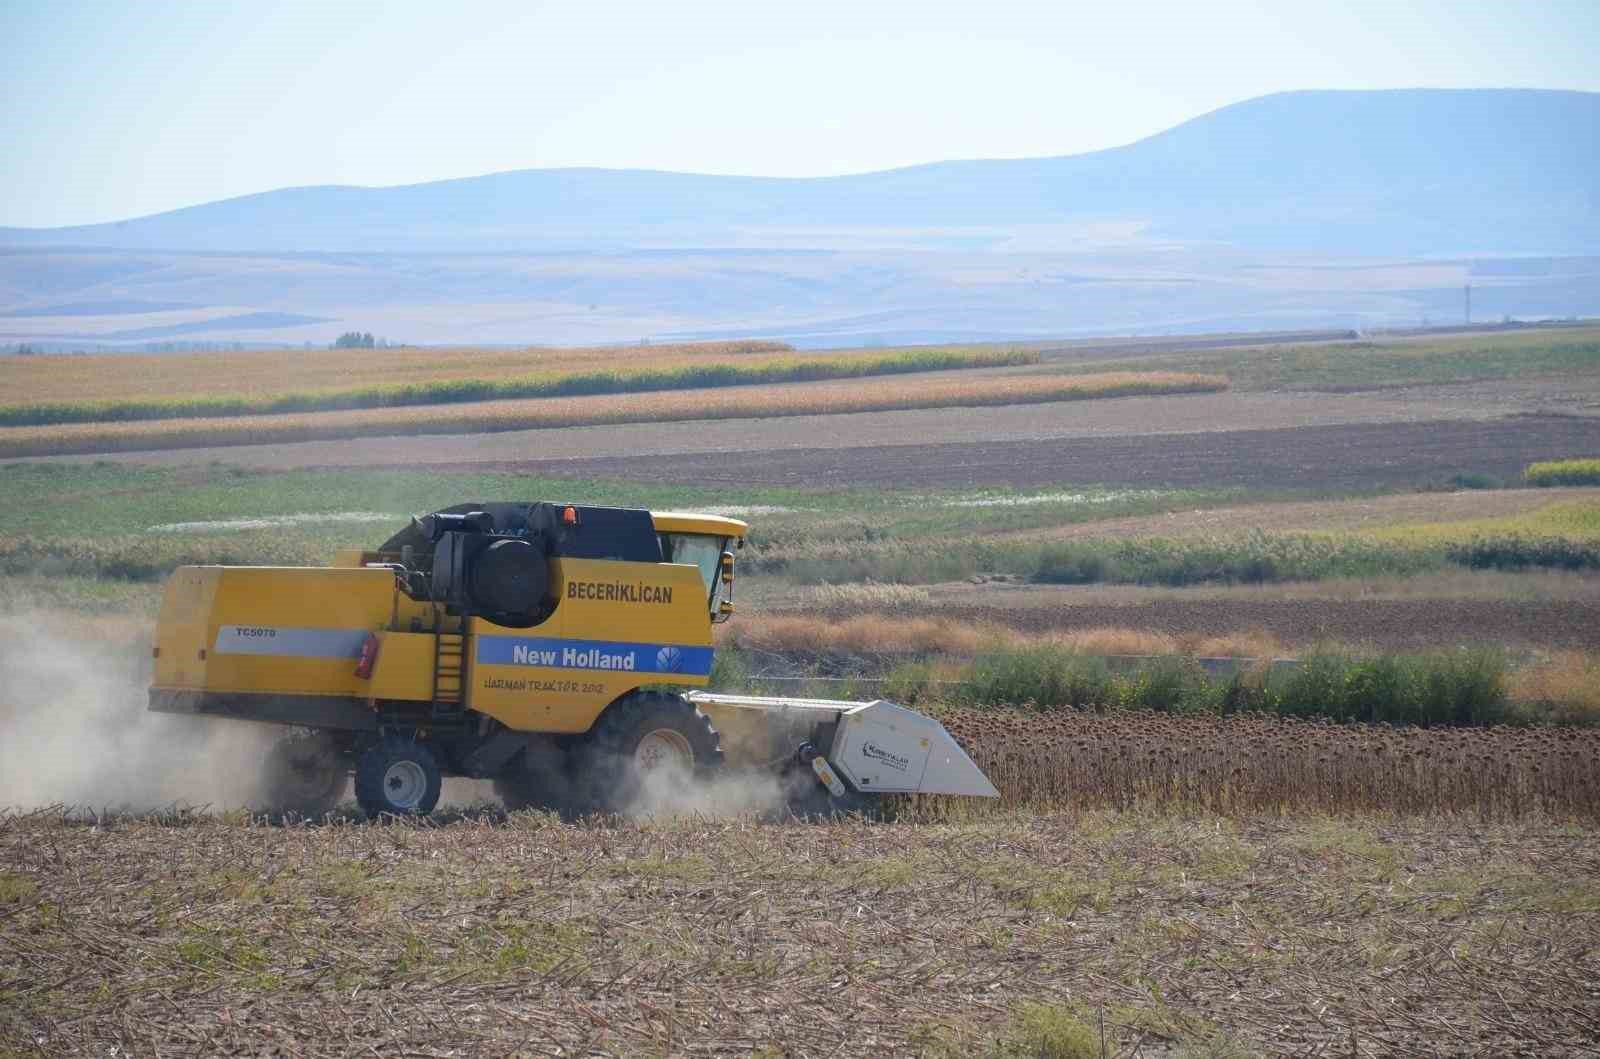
6 89 1596 256
1 90 1595 347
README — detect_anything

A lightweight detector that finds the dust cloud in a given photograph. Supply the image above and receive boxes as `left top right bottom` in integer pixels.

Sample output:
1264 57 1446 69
627 759 786 820
0 614 278 810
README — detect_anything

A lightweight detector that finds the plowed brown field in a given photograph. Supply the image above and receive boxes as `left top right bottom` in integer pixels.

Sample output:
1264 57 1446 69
14 375 1593 475
473 414 1600 491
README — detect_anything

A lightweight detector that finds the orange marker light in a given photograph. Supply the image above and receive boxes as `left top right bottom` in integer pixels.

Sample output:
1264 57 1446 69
562 506 579 526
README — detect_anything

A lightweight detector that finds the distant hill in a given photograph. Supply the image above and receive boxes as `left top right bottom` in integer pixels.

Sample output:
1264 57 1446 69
3 89 1597 347
5 89 1596 257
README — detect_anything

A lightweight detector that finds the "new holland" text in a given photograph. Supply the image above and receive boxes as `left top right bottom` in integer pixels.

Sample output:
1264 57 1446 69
510 644 637 670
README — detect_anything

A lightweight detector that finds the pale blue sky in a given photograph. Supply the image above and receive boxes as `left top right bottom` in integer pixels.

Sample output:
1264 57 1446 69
2 0 1596 228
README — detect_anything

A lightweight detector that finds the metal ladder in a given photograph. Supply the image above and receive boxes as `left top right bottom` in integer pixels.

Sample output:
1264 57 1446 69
432 632 465 715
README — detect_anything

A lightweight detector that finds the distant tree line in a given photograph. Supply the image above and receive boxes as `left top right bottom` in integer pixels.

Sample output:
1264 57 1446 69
331 331 404 349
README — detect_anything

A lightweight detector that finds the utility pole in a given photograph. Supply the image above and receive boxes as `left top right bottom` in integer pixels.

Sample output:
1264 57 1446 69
1464 284 1472 325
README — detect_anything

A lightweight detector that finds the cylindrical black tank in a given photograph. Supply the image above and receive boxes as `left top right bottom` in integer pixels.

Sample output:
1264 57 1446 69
468 538 549 622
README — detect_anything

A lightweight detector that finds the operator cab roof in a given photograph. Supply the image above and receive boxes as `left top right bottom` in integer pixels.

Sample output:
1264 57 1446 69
650 511 749 538
376 503 747 562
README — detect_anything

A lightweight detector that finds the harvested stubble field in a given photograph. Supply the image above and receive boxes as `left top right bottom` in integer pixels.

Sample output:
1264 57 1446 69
0 370 1225 458
3 803 1597 1057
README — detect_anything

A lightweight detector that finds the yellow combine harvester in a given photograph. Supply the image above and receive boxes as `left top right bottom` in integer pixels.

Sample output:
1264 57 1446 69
149 502 997 817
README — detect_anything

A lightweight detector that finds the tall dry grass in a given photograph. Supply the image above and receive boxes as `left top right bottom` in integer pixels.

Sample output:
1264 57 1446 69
786 582 938 611
722 612 1287 660
0 370 1228 458
1508 651 1600 725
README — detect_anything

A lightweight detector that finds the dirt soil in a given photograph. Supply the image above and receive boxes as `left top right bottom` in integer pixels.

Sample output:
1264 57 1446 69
474 414 1600 491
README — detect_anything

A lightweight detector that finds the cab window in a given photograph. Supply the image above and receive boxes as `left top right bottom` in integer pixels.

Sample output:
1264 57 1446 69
659 533 727 603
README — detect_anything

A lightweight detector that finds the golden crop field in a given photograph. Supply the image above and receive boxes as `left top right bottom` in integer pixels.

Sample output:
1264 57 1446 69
0 370 1228 458
0 347 1040 425
0 339 793 405
1360 496 1600 545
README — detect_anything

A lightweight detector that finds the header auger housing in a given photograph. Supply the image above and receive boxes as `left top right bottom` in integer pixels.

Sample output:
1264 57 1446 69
149 502 997 818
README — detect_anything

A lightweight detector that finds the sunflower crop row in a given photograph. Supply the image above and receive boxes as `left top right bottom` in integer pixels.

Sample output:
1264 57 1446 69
937 707 1600 818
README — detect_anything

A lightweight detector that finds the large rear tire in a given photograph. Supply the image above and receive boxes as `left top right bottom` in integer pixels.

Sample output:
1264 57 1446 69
354 735 443 818
575 692 724 815
260 731 346 817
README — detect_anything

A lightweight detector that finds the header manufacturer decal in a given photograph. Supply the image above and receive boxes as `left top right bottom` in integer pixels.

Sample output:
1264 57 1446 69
860 741 912 773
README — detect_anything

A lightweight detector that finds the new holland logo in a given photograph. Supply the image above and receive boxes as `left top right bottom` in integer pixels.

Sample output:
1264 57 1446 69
861 741 911 773
655 646 684 673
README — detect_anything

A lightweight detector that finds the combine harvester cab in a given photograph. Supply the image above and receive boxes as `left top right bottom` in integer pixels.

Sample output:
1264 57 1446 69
149 501 997 818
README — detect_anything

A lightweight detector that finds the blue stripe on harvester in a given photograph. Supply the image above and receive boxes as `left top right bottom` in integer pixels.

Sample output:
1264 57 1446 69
475 635 713 676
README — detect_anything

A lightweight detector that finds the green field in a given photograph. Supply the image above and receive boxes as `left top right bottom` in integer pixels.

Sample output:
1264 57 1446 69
1060 327 1600 390
5 461 1599 588
0 461 1248 581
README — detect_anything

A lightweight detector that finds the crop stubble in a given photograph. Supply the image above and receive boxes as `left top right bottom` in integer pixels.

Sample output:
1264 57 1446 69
1 801 1596 1057
2 706 1597 1054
